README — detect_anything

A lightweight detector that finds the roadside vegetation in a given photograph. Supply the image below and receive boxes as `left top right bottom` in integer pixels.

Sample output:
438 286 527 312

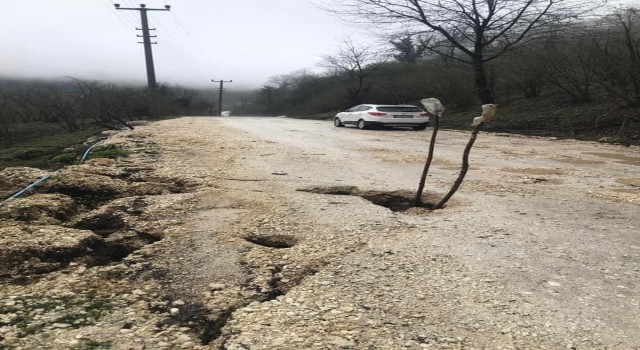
1 5 638 173
235 6 640 146
0 79 215 169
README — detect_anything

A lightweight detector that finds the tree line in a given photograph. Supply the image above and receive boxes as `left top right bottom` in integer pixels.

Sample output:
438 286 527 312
0 79 215 142
237 6 639 122
1 4 637 144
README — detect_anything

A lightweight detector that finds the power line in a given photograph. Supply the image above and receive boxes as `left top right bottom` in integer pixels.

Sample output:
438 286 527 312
144 13 203 75
168 11 214 61
115 0 143 26
148 12 191 57
98 0 136 34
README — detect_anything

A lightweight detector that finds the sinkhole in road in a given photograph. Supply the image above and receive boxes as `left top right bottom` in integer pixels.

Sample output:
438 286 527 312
244 233 298 248
297 186 435 212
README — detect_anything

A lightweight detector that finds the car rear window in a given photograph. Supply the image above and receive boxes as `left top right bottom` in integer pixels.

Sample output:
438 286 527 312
377 106 422 112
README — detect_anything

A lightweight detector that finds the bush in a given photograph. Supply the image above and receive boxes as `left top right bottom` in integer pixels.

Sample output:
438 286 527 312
87 145 130 160
49 152 78 165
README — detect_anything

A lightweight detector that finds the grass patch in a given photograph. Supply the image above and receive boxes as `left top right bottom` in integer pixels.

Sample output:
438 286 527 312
135 148 160 155
0 122 103 169
50 292 114 327
87 145 130 160
50 152 79 165
84 297 113 320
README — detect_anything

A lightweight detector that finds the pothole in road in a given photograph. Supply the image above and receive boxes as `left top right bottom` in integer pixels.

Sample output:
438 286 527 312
501 167 566 175
583 152 640 166
243 234 298 248
617 178 640 187
88 231 162 266
297 186 436 212
301 185 359 195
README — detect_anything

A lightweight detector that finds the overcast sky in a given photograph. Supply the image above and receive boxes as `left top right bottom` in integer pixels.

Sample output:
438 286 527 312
1 0 635 90
0 0 369 89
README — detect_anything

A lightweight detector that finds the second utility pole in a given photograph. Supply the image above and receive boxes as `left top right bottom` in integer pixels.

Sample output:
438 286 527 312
212 79 232 116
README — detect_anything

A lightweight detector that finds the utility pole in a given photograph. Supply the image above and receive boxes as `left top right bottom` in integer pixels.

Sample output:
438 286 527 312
115 3 170 116
264 86 273 113
212 79 232 116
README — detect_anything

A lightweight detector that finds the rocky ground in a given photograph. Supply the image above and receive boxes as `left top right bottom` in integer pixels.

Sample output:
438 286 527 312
1 117 638 350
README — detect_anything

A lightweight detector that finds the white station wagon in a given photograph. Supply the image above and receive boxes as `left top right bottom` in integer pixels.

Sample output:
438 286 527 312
333 104 430 130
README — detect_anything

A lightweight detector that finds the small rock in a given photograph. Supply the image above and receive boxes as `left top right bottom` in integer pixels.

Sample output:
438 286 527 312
172 300 185 306
332 337 356 347
209 283 226 291
176 334 192 342
340 306 354 312
170 308 180 316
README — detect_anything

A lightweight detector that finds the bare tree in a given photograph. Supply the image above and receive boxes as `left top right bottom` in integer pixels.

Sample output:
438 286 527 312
590 7 640 107
0 92 12 137
546 32 598 103
497 46 549 98
34 86 83 132
11 89 49 123
320 38 385 106
414 98 444 206
320 0 601 103
434 104 498 209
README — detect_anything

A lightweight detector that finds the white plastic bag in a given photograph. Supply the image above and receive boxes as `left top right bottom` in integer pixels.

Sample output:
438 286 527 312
420 98 445 117
472 104 498 125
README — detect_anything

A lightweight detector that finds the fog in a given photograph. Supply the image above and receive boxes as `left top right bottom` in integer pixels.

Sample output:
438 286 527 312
0 0 370 89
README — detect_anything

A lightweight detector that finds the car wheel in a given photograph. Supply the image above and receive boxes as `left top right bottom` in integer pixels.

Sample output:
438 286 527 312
412 125 427 130
357 119 368 130
334 117 344 127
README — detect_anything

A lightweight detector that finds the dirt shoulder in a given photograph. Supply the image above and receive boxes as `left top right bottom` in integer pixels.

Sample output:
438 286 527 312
1 116 639 350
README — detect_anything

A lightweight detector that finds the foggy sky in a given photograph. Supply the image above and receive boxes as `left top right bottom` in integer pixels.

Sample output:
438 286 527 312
1 0 634 89
0 0 369 89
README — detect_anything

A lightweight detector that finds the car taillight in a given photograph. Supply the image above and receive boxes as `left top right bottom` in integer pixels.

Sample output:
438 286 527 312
368 111 387 116
419 112 430 117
